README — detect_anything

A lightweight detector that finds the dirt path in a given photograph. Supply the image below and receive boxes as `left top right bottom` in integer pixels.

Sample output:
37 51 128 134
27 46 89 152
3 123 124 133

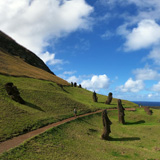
0 108 136 154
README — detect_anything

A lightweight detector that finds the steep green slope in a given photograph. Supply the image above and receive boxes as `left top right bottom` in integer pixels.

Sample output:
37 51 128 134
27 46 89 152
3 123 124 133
0 74 137 142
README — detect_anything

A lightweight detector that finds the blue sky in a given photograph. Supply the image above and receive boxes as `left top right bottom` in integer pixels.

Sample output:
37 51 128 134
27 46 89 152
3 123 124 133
1 0 160 101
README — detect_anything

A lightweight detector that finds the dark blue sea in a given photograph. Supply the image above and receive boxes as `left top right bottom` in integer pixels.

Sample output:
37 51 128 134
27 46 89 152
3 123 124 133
132 101 160 108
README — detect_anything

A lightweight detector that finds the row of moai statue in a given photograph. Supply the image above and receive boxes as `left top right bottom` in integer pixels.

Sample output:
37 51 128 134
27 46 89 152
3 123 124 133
93 91 113 104
71 82 82 88
101 99 125 140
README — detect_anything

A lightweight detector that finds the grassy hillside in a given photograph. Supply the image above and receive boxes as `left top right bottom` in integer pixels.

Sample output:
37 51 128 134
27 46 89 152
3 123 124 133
0 51 69 85
1 108 160 160
0 74 137 142
0 31 53 74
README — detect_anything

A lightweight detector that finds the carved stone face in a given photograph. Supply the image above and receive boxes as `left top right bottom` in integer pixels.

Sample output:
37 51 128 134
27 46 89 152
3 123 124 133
118 99 121 105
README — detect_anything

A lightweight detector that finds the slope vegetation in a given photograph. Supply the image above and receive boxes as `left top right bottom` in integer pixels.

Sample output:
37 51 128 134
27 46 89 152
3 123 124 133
0 51 68 85
0 31 53 74
0 74 137 142
1 108 160 160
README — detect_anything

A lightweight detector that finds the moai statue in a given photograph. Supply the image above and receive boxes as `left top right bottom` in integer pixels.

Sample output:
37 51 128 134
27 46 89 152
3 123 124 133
144 107 153 115
105 92 113 104
71 82 73 87
78 84 82 88
117 99 125 124
5 82 25 104
101 109 112 140
93 91 98 102
73 82 77 87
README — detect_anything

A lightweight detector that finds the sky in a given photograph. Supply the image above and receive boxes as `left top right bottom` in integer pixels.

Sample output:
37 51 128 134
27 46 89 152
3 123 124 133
1 0 160 101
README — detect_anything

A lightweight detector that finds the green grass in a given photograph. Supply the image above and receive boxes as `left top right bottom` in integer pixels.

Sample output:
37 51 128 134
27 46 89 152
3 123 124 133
0 51 69 85
0 74 137 142
1 108 160 160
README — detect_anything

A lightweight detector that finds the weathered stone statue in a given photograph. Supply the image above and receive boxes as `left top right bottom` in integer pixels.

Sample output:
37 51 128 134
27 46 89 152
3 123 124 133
93 91 98 102
71 82 73 87
73 82 77 87
117 99 125 124
101 109 112 140
105 92 113 104
78 84 82 88
144 107 152 115
5 82 25 104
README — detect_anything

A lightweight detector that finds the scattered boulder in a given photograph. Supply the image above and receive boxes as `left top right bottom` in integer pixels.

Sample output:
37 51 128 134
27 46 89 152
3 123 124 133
117 99 125 124
93 91 98 102
101 109 112 140
5 82 25 104
105 92 113 104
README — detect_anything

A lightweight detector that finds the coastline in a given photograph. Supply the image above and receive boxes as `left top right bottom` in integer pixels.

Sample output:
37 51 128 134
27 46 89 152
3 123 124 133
132 101 160 109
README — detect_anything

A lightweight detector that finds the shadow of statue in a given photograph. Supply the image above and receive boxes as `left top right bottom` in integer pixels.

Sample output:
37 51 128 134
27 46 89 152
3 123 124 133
109 137 140 141
88 128 98 132
57 84 69 93
25 102 45 112
77 118 97 127
125 120 145 125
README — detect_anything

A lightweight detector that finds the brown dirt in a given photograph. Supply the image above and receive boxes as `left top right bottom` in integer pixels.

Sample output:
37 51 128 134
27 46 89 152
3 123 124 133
0 108 136 154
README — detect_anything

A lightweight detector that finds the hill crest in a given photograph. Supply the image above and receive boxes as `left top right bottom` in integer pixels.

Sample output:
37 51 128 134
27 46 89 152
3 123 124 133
0 31 69 85
0 31 53 75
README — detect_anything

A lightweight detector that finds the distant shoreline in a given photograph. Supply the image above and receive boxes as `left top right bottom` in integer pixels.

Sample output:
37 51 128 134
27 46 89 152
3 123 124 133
132 101 160 108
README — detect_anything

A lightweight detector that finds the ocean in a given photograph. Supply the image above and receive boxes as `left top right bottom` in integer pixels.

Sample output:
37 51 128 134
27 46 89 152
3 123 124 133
132 101 160 108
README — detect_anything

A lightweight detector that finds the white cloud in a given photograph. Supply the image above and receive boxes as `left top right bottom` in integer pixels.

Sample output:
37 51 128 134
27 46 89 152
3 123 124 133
148 93 153 98
67 76 79 83
63 71 77 75
114 0 160 53
0 0 93 63
101 31 114 39
147 47 160 65
133 66 160 80
147 92 159 99
124 19 160 51
38 51 63 65
65 74 110 92
152 82 160 92
81 74 110 91
117 78 144 92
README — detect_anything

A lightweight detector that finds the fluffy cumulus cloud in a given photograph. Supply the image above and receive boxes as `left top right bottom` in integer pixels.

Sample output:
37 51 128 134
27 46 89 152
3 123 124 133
81 74 110 91
127 0 160 21
38 51 63 65
67 76 79 83
114 0 160 52
0 0 93 64
124 19 160 51
133 66 160 80
148 47 160 65
152 82 160 92
118 78 144 92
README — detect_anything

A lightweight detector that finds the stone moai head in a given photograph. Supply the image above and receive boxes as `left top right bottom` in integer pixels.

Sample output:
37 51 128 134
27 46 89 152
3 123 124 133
93 91 98 102
105 92 113 104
